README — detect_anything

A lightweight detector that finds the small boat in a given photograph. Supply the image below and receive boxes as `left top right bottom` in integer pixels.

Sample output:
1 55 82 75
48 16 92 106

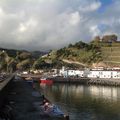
41 104 64 116
25 77 33 83
24 77 33 82
40 78 53 85
40 98 69 120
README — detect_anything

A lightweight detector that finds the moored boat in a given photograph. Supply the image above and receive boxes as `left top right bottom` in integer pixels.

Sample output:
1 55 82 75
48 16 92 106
40 78 53 85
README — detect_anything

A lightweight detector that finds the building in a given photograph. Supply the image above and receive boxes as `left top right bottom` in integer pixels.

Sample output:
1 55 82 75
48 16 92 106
88 70 120 79
59 67 84 77
59 66 120 79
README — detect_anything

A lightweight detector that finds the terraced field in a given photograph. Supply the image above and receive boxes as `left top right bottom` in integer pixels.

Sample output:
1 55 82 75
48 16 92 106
101 45 120 66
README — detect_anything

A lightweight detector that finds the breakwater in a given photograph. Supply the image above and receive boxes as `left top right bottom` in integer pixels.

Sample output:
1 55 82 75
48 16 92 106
0 74 15 119
50 77 120 86
0 74 15 107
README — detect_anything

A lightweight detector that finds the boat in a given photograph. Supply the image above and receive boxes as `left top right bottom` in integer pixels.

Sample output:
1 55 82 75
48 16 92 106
40 78 53 85
25 77 33 81
40 98 69 120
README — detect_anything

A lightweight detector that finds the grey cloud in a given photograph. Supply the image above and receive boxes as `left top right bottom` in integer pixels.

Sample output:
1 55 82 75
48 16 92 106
0 0 119 51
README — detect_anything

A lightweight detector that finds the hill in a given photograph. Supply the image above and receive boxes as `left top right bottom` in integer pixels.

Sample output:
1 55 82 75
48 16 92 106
1 34 120 71
40 41 102 69
0 47 46 59
0 47 47 72
41 37 120 68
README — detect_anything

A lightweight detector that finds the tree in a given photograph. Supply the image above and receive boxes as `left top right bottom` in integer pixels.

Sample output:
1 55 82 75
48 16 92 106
8 60 17 73
19 52 32 60
74 41 87 49
68 43 73 48
16 59 31 70
32 58 46 69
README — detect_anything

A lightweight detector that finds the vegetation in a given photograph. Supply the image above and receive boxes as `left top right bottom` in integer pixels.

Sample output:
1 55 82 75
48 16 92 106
0 34 120 72
0 49 44 72
56 41 102 64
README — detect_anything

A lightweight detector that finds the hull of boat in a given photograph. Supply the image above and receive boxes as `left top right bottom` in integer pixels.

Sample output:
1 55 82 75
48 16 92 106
40 79 53 85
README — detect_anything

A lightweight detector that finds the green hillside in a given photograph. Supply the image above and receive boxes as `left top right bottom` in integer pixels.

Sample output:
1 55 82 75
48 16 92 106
40 41 102 68
0 48 47 72
42 34 120 68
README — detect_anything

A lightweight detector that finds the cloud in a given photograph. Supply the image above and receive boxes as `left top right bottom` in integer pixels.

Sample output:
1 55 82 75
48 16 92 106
0 0 119 51
79 1 101 12
90 25 101 37
69 12 81 26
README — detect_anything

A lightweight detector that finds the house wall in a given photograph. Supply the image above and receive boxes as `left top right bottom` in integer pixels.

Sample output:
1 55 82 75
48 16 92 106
59 67 120 79
88 70 120 79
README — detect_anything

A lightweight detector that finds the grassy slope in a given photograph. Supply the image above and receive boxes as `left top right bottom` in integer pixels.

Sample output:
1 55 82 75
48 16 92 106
1 42 120 69
46 44 102 68
48 42 120 67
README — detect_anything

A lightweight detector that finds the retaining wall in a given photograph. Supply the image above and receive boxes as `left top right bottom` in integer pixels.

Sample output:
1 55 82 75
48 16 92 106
50 77 120 86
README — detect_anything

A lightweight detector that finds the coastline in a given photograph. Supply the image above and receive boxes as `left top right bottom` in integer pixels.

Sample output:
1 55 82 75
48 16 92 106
21 74 120 86
50 76 120 86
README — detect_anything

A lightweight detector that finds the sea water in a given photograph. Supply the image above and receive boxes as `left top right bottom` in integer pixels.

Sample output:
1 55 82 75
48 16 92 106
39 83 120 120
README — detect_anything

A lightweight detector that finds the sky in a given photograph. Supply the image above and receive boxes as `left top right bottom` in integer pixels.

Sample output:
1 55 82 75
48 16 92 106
0 0 119 51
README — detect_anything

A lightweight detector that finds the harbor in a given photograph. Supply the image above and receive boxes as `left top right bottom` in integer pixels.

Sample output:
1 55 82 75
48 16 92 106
1 71 120 120
0 0 120 120
0 74 69 120
20 65 120 87
1 73 120 120
21 73 120 86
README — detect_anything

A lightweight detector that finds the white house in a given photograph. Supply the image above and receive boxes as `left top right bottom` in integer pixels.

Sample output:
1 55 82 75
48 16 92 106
88 70 120 79
59 67 84 77
74 70 84 77
59 66 120 79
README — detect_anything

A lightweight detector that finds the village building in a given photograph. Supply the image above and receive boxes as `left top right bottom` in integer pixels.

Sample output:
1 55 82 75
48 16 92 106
59 66 120 79
88 70 120 79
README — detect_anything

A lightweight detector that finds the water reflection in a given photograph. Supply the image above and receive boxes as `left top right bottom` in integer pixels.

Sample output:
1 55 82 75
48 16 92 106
39 84 120 120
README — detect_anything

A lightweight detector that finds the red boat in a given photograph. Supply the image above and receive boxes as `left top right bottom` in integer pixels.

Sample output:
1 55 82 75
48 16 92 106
40 78 53 85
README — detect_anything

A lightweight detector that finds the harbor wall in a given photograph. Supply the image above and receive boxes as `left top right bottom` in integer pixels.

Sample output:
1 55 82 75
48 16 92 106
21 74 120 86
51 77 89 84
50 77 120 86
0 75 14 109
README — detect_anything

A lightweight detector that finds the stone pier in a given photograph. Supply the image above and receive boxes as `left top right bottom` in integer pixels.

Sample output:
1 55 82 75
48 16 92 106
0 74 15 112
